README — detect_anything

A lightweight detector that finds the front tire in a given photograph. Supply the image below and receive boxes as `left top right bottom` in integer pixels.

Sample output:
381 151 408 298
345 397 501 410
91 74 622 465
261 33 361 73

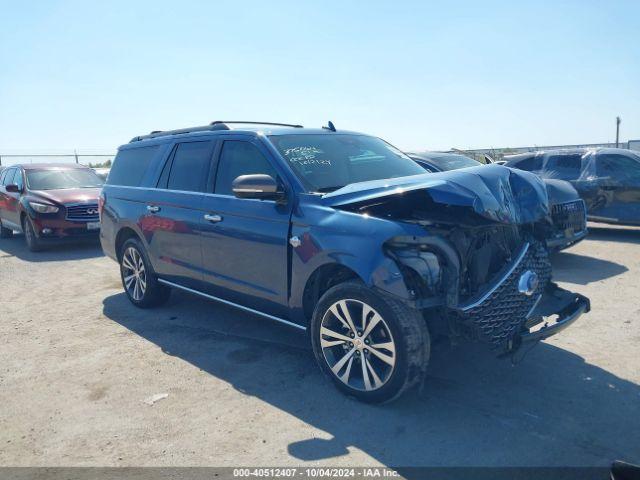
310 281 430 403
22 217 42 252
119 238 170 308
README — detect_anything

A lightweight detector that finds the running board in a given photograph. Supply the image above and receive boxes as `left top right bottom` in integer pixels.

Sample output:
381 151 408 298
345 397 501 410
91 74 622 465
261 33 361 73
157 278 307 331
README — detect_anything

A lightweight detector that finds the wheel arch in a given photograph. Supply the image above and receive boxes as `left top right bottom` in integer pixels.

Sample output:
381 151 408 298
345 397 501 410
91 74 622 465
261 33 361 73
115 226 143 261
301 263 361 322
295 250 414 325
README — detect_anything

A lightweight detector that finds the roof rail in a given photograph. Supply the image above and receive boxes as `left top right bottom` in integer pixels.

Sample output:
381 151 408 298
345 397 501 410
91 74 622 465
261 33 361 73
210 121 304 128
129 123 230 143
130 121 303 142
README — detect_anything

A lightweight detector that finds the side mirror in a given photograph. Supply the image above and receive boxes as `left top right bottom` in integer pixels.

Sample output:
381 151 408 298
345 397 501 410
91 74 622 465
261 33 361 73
232 174 286 202
5 184 21 193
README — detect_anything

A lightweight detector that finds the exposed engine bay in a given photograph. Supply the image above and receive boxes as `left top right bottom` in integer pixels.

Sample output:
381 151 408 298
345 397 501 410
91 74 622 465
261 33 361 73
337 187 551 304
327 164 588 353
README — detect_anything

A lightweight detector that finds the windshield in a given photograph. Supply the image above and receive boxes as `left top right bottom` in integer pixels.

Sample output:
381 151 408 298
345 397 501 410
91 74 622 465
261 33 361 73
26 169 104 190
430 154 479 171
269 134 425 192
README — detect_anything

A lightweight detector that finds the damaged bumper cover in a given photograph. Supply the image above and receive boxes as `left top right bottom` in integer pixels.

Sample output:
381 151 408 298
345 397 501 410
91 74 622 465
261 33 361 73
386 238 590 352
520 283 590 344
448 242 589 352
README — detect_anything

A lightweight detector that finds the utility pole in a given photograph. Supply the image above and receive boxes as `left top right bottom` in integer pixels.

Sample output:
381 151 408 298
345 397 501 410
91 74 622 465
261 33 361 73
616 116 621 148
74 149 79 164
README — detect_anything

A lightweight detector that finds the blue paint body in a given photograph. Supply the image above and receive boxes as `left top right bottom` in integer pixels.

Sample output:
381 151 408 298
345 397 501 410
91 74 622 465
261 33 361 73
100 127 551 327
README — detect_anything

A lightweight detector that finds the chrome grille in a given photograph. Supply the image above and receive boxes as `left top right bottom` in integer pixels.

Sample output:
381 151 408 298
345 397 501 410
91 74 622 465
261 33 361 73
455 242 552 349
551 200 586 233
65 203 99 222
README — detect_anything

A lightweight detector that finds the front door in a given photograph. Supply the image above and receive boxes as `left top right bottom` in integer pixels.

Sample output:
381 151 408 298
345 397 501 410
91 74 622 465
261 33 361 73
200 138 292 318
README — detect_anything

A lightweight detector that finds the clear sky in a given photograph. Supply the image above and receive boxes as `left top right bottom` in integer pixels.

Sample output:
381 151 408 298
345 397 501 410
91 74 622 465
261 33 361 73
1 0 639 155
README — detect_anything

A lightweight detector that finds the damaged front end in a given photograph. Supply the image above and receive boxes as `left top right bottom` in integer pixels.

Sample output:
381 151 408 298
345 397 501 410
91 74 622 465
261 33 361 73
328 165 590 354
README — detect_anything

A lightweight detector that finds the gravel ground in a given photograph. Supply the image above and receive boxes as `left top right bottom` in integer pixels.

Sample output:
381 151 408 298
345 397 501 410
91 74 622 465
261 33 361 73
0 224 639 467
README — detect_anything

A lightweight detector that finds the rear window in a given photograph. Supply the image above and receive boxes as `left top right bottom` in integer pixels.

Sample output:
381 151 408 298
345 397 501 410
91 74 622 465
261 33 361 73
108 145 159 187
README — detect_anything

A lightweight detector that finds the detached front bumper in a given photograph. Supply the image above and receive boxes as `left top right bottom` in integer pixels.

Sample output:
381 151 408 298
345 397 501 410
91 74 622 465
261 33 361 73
520 282 590 344
452 242 590 353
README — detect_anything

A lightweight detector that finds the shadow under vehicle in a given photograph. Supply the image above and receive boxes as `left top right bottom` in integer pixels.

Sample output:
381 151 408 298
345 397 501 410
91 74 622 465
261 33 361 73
101 290 639 469
99 121 590 403
505 148 640 227
408 151 588 251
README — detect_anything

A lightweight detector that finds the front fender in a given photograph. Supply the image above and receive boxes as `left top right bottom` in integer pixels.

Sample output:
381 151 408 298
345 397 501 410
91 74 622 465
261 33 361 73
288 202 428 324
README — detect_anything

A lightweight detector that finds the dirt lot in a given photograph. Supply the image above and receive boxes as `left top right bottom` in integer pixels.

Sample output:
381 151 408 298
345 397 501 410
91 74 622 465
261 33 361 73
0 225 639 467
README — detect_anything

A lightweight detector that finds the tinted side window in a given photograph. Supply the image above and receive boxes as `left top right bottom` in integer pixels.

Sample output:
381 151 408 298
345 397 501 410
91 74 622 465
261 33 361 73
0 170 7 185
107 145 159 187
544 154 583 180
214 141 277 196
513 155 542 171
14 169 24 190
166 142 212 192
2 169 16 186
597 154 640 183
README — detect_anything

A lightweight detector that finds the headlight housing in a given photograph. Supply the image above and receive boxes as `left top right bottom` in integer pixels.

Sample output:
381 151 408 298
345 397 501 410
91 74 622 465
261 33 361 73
29 201 59 214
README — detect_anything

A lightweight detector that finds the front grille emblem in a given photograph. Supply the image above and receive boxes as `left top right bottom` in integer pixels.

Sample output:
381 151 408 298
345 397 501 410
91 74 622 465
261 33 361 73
518 270 539 296
86 208 99 215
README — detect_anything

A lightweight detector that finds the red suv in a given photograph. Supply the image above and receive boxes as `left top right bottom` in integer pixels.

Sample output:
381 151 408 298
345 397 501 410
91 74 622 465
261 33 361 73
0 163 104 251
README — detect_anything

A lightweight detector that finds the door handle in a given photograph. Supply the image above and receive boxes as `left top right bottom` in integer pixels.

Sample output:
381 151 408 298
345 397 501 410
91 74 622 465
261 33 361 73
204 214 223 223
146 205 160 213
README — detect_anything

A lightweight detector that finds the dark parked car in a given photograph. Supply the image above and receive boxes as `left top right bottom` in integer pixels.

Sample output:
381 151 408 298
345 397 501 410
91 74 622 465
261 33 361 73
408 151 588 250
100 121 590 403
505 148 640 226
0 163 104 251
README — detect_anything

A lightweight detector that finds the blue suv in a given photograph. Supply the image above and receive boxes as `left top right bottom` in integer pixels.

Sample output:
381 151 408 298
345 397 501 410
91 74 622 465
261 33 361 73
100 121 590 403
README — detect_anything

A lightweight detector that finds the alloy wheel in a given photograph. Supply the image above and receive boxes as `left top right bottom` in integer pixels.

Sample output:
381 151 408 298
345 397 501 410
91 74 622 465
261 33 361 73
122 246 147 301
320 299 396 391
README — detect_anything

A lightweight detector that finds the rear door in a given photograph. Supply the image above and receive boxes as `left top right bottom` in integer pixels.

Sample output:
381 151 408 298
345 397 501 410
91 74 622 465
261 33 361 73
199 137 292 317
142 140 215 288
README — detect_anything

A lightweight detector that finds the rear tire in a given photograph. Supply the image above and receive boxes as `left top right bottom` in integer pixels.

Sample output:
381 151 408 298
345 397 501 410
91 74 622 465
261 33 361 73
22 217 42 252
119 237 170 308
0 219 13 238
310 280 430 404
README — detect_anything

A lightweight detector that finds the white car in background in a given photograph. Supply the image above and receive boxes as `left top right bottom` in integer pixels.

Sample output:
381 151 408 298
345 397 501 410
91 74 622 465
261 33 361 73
93 167 110 181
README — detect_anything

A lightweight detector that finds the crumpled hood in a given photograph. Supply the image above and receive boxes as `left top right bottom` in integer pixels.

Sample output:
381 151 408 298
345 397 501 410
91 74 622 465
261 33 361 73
324 164 549 225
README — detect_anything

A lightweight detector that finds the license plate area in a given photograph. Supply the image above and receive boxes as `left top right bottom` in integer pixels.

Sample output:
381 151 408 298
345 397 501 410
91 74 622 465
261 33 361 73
87 222 101 230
